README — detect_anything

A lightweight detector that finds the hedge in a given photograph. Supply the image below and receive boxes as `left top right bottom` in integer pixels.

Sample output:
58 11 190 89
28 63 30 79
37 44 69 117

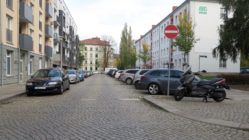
216 74 249 85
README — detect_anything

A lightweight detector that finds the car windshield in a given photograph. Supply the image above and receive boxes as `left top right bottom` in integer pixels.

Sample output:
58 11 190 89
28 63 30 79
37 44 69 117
67 70 76 74
33 69 60 78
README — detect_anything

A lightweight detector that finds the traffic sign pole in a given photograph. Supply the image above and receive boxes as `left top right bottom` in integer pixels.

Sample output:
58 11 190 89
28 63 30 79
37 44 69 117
164 25 178 96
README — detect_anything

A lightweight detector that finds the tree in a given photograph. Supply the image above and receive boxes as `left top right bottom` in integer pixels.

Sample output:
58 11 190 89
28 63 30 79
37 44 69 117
138 43 151 68
101 35 115 70
213 0 249 62
119 23 136 69
78 43 85 68
173 13 197 66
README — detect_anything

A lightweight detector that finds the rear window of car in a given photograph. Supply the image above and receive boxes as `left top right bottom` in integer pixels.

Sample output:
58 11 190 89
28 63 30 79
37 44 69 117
139 70 148 75
127 70 138 74
149 70 166 76
171 70 183 78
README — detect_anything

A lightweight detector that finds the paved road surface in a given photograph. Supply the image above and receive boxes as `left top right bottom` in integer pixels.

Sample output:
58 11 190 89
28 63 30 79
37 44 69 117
0 75 248 140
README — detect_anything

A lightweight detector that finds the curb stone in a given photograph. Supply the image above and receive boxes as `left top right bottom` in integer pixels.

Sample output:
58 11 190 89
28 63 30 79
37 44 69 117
143 96 249 131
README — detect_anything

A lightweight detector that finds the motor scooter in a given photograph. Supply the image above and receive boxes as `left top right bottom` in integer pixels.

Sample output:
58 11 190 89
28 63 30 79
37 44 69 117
174 67 230 102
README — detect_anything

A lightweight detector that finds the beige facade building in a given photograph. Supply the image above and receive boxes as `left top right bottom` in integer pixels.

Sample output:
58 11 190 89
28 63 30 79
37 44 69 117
80 37 114 72
0 0 79 86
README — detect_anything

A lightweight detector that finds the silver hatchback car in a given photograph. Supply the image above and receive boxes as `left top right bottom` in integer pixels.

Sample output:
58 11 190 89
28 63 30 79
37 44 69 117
119 69 139 85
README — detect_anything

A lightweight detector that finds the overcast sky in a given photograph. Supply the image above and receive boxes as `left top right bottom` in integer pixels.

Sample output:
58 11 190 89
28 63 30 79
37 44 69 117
65 0 185 51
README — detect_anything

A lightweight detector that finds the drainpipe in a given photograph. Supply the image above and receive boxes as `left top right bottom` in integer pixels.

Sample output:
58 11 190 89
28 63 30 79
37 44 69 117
0 1 3 86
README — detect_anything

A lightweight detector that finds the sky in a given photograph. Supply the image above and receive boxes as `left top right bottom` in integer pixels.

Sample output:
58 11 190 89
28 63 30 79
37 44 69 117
65 0 185 52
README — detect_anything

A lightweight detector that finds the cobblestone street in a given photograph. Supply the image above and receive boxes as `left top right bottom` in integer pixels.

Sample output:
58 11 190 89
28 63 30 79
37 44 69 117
0 75 249 140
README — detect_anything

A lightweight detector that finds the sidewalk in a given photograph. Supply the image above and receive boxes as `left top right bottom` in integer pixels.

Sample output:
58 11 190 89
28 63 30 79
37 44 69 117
143 90 249 131
0 83 26 102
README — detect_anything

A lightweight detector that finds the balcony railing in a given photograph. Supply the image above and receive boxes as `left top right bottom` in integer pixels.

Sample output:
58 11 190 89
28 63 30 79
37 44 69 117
6 29 13 43
45 25 53 38
54 33 60 44
54 16 60 26
19 1 33 24
46 4 53 18
19 34 33 51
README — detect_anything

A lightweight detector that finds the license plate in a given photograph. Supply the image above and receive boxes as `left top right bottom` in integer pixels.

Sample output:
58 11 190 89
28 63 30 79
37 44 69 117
35 87 46 90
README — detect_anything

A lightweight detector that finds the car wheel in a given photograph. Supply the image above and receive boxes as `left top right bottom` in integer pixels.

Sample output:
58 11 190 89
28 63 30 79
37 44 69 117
126 78 132 85
26 91 33 96
58 84 64 94
148 83 160 95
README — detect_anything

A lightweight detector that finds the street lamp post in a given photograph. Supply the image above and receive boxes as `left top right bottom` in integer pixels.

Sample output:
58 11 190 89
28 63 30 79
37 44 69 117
199 55 207 72
60 37 63 69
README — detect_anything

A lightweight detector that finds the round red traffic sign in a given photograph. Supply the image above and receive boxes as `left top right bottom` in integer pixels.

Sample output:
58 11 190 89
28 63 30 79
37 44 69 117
164 25 178 39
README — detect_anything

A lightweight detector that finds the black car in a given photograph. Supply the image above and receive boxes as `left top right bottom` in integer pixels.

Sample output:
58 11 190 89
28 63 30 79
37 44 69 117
26 68 70 96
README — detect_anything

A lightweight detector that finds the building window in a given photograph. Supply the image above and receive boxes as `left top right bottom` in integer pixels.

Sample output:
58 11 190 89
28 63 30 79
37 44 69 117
39 0 42 8
39 12 42 31
39 35 42 53
6 0 13 10
6 15 13 43
219 58 227 68
95 54 98 58
39 58 42 69
90 48 92 51
96 48 98 51
90 67 92 71
85 67 87 70
6 51 12 76
85 47 87 51
95 67 98 71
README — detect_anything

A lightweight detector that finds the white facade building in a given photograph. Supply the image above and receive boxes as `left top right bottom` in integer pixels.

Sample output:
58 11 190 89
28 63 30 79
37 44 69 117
135 0 240 72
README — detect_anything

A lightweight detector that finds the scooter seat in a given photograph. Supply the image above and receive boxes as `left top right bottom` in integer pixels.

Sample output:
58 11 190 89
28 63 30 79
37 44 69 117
197 78 223 86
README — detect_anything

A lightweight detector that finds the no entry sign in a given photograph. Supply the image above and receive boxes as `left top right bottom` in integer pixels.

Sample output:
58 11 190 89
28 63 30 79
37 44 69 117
164 25 178 39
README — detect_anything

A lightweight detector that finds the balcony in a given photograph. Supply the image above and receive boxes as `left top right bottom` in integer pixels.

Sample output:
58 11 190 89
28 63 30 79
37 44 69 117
19 34 33 51
6 29 13 43
19 2 33 24
54 16 60 27
45 46 53 58
54 33 60 44
45 25 53 38
46 4 53 18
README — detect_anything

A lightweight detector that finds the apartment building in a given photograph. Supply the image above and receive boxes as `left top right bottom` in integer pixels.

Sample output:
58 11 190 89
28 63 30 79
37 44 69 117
80 37 113 72
52 0 79 69
135 0 240 72
0 0 79 86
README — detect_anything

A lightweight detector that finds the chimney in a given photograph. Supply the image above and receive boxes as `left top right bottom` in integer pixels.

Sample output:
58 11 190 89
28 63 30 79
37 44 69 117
172 6 178 11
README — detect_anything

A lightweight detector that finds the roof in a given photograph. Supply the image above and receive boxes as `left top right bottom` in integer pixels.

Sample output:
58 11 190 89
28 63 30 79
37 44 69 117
80 37 110 46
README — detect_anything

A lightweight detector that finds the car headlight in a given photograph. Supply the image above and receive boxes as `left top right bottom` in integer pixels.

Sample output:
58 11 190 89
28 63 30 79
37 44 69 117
48 82 58 85
26 82 33 86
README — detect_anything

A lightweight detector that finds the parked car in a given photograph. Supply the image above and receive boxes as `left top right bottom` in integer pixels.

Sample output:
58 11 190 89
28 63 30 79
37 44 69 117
136 69 183 95
133 69 149 87
119 69 139 85
78 69 85 81
67 69 80 84
107 69 116 77
115 70 123 79
26 68 70 96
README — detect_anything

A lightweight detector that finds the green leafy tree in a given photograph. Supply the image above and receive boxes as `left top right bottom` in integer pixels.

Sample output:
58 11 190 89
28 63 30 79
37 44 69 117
119 23 136 69
173 13 197 66
138 43 151 68
213 0 249 62
78 44 85 68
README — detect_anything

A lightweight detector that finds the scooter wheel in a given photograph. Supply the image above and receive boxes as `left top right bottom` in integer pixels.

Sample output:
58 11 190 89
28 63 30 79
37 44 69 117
213 92 226 102
174 90 184 101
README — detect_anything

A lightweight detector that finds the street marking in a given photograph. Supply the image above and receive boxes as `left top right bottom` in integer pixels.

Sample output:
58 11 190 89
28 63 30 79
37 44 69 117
81 99 96 101
119 98 140 101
